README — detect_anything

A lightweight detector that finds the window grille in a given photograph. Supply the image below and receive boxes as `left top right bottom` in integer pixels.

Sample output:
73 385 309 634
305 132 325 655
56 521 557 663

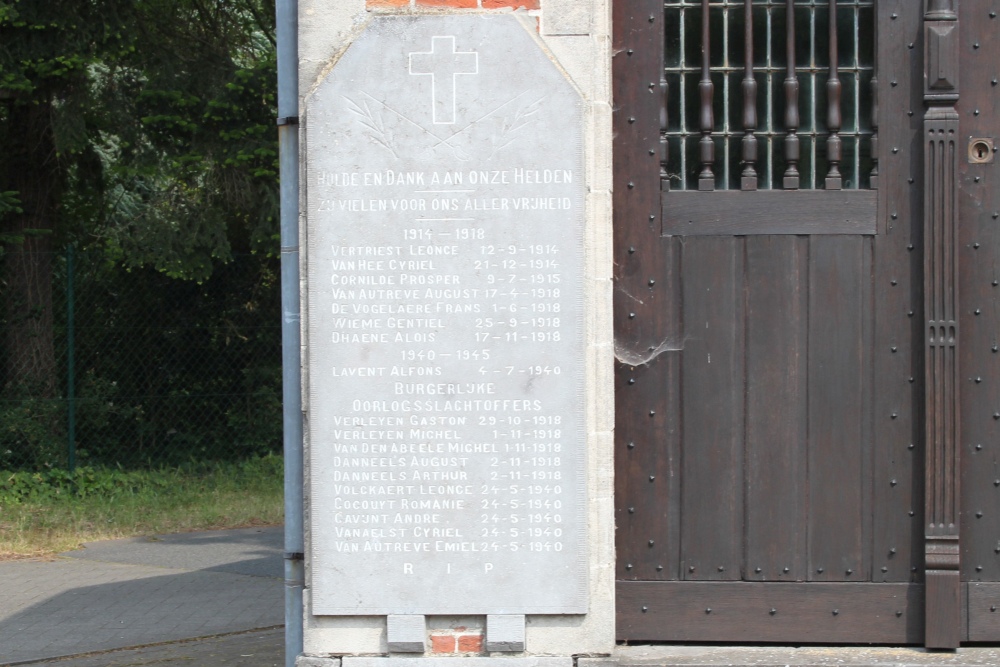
663 0 876 191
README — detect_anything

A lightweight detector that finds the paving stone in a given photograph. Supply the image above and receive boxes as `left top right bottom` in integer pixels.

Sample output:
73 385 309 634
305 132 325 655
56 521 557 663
601 645 1000 667
343 659 572 667
298 657 342 667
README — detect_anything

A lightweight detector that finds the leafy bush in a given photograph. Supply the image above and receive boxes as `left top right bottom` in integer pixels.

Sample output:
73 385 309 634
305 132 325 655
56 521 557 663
0 397 65 469
0 453 283 557
0 466 167 504
0 453 282 505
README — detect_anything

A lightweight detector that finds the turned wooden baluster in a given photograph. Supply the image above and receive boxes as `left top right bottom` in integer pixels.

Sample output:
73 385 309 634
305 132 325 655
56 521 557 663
825 0 843 189
869 0 879 189
782 0 800 189
741 0 758 190
698 0 715 191
661 77 670 191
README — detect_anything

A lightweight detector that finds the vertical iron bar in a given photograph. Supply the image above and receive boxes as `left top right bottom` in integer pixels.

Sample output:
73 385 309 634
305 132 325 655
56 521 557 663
66 245 76 472
765 2 774 188
783 0 800 188
810 3 817 187
826 0 843 189
660 4 670 192
869 0 879 188
680 3 688 189
741 0 758 190
723 2 730 189
661 77 670 191
851 2 860 187
698 0 715 190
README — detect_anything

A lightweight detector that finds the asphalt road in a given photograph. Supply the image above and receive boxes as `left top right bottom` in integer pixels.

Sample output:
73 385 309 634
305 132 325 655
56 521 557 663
0 527 284 666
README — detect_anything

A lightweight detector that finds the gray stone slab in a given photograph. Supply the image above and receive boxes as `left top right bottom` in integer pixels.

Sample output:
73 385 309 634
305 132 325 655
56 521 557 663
343 659 571 667
62 526 284 578
486 614 525 652
298 658 343 667
595 646 1000 667
305 14 587 616
388 614 427 653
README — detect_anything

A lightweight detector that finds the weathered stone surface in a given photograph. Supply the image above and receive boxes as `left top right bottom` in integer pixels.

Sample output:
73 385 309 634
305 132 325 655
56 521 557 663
387 614 427 653
344 659 571 667
305 15 586 616
596 646 1000 666
486 614 525 652
540 0 594 35
298 657 343 667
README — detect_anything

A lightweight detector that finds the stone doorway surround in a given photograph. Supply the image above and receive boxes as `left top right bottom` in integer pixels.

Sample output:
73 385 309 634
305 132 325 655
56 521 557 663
300 647 1000 667
297 0 614 662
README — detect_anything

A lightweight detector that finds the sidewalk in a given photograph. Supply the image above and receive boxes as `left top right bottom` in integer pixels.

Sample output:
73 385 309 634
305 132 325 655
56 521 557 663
0 527 285 665
13 628 284 667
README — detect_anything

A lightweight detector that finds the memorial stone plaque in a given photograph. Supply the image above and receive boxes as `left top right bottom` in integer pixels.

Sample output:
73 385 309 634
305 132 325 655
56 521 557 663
305 15 586 615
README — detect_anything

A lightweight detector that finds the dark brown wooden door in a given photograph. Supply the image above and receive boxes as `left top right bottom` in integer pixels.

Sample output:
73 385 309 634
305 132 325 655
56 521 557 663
613 0 1000 647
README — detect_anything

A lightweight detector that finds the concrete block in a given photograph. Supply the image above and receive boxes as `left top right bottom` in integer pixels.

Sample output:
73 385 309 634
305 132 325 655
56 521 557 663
297 657 342 667
486 614 526 652
541 0 594 35
344 659 571 667
387 615 426 653
576 660 615 667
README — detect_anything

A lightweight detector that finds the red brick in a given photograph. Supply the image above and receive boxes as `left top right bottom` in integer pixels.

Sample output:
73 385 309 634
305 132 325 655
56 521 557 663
430 635 457 653
457 634 484 653
368 0 410 6
483 0 539 8
416 0 478 7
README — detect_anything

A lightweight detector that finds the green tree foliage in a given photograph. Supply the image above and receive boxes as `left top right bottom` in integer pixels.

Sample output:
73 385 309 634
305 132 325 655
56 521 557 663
0 0 279 465
93 0 278 278
0 0 278 282
0 0 123 401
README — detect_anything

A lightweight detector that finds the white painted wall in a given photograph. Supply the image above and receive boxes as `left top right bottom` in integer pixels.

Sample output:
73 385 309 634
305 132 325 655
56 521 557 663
298 0 614 657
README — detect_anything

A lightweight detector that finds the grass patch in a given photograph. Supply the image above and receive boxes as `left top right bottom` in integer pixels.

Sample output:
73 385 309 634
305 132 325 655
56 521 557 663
0 454 283 559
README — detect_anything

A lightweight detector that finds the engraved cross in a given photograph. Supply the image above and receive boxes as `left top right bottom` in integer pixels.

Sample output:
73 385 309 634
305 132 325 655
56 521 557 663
409 36 479 125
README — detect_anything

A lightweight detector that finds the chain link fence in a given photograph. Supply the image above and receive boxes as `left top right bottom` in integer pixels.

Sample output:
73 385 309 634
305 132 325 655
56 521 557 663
0 248 282 471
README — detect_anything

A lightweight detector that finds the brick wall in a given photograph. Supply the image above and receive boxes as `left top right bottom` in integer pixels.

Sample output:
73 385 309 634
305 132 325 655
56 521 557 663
429 628 484 655
368 0 540 10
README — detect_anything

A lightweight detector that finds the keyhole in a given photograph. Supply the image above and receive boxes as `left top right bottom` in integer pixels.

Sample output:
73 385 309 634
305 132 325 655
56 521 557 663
970 139 994 164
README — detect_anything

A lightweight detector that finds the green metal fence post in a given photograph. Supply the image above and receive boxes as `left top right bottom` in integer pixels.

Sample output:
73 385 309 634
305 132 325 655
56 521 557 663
66 245 76 471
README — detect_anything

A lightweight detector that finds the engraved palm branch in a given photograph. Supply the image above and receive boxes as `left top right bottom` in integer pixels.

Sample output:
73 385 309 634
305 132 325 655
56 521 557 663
345 96 399 158
491 97 544 154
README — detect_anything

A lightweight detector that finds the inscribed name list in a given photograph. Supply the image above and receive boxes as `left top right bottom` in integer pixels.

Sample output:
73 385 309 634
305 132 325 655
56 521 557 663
305 15 587 615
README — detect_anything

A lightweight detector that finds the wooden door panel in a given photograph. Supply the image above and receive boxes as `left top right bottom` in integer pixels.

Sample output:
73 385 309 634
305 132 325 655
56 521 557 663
870 0 924 587
618 582 924 643
957 0 1000 587
968 584 1000 641
608 0 1000 646
807 235 873 582
612 0 681 587
744 236 810 582
614 351 680 582
679 237 744 582
671 236 876 584
662 191 877 235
